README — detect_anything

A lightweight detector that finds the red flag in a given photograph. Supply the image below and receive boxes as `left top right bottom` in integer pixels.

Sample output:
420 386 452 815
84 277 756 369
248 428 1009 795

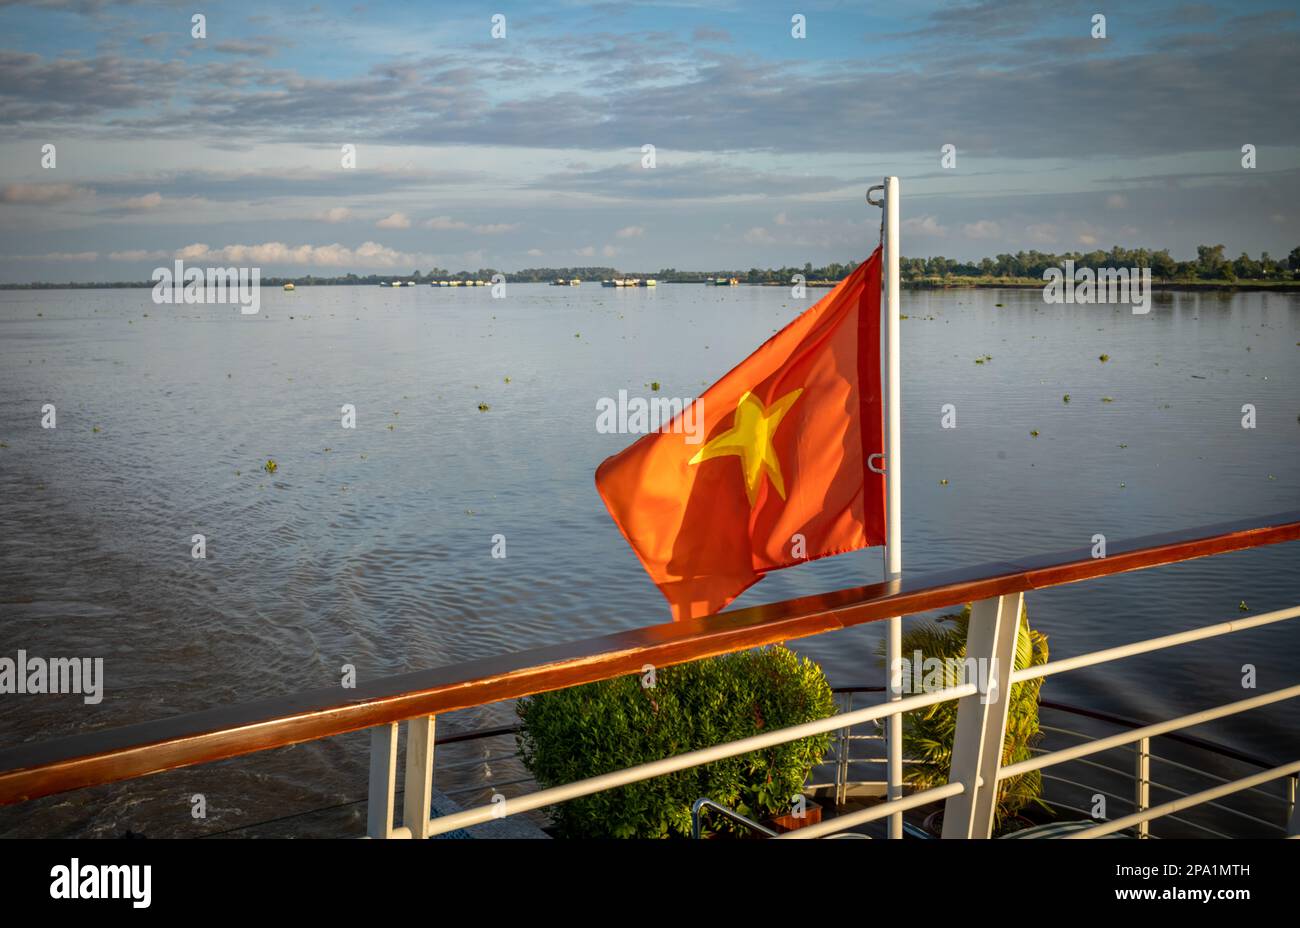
596 247 886 620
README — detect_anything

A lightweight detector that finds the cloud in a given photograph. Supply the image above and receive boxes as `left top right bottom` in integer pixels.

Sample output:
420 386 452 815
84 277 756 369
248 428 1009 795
211 40 278 58
0 250 98 262
376 212 411 229
615 225 644 238
1078 232 1099 246
574 245 595 257
124 240 433 268
318 206 352 223
1 183 94 204
424 216 468 230
903 215 947 238
1106 194 1128 209
962 220 1002 240
122 192 162 210
743 226 774 244
1026 223 1059 244
693 27 731 43
526 248 544 257
473 222 518 235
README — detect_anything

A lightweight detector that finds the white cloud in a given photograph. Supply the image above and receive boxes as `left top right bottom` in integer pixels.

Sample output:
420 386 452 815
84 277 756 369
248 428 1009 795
1105 194 1128 209
376 212 411 229
1026 223 1059 245
473 223 518 235
123 192 162 210
424 216 468 230
0 251 98 262
575 245 595 257
743 226 774 244
1078 233 1099 246
615 225 644 238
902 215 946 238
602 244 617 257
112 240 433 268
962 220 1001 240
319 207 353 223
526 248 544 256
1 184 94 204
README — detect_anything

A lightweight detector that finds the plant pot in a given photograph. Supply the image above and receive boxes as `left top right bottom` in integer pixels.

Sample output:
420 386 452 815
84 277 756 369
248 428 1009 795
766 799 822 834
923 809 1037 837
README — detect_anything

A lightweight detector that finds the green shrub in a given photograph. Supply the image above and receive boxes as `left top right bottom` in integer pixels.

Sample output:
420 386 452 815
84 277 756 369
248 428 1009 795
516 645 836 838
880 603 1050 832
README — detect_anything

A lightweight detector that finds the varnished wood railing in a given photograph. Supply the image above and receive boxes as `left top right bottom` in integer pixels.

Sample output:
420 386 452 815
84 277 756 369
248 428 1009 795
1 509 1298 808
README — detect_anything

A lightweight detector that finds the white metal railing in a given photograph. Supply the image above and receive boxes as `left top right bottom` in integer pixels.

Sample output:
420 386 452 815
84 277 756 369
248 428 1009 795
364 592 1300 837
364 595 1300 840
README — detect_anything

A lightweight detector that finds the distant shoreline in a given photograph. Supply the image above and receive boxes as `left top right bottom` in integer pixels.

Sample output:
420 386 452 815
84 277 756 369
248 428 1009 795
4 278 1299 293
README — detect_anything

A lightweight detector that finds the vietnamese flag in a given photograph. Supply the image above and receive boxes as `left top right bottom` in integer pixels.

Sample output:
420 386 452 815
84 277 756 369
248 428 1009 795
595 246 886 621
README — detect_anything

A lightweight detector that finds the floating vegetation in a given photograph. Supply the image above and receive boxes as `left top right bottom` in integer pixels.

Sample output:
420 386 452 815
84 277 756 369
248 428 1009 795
651 381 661 391
1102 397 1114 403
995 302 1004 307
1030 430 1039 437
1063 394 1070 403
477 402 490 412
1239 601 1249 612
939 479 948 486
1099 354 1110 362
92 426 101 433
504 376 511 383
263 459 277 474
1119 443 1128 449
386 424 395 431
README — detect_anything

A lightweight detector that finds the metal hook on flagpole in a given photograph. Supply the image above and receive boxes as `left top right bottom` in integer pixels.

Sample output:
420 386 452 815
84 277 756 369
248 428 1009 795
866 184 886 245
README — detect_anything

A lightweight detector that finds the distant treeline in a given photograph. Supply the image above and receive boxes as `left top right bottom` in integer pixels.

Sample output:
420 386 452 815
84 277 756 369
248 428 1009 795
4 245 1299 289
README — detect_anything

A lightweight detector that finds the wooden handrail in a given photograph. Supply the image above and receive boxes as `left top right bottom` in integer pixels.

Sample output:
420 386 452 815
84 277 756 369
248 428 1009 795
1 509 1298 806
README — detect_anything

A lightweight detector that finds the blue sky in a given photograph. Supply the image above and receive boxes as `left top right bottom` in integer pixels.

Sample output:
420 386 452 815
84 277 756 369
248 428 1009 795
0 0 1297 280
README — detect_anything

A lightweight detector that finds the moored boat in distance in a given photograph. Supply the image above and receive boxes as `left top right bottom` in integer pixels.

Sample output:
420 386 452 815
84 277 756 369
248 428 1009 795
601 280 617 287
552 278 568 286
569 278 581 286
283 282 295 291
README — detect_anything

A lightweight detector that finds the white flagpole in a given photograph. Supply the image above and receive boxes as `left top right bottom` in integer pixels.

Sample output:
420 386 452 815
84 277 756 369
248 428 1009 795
882 176 904 839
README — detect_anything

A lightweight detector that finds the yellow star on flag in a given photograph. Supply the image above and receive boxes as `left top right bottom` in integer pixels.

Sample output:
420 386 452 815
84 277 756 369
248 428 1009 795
689 388 803 506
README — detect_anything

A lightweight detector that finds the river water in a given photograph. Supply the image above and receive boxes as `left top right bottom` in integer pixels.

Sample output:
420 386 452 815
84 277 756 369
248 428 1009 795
0 282 1297 836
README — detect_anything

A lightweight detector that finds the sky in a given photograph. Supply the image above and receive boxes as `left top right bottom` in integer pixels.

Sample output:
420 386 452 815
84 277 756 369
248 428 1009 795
0 0 1297 281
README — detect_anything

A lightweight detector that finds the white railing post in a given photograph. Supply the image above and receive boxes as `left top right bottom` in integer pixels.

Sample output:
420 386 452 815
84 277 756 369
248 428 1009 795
403 716 436 839
367 722 399 838
941 593 1024 838
1135 737 1151 838
1288 775 1298 837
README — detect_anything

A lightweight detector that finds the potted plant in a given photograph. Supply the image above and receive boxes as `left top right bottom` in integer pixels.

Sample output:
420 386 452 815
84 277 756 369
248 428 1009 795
516 645 836 838
879 602 1051 836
